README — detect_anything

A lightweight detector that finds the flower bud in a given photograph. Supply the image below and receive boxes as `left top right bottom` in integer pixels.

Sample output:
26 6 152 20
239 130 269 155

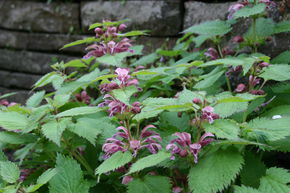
132 102 141 107
131 106 141 114
118 24 127 32
235 83 246 93
122 176 133 185
266 36 273 41
250 90 265 95
179 149 188 157
178 112 182 118
192 98 202 104
108 27 117 34
259 62 270 68
94 27 103 35
232 35 244 43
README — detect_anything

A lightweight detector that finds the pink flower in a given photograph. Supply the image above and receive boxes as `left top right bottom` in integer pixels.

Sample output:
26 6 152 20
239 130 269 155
0 99 17 107
102 125 162 159
122 175 133 185
172 186 183 193
228 3 245 19
201 106 219 124
204 48 219 60
259 62 270 68
118 24 127 32
75 91 91 104
250 90 265 95
235 83 246 93
192 98 202 104
232 35 244 43
249 75 261 87
98 94 128 117
166 132 214 163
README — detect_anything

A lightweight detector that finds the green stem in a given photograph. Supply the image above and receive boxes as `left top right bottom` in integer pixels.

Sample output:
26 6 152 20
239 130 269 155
72 150 95 178
225 76 232 92
252 17 258 53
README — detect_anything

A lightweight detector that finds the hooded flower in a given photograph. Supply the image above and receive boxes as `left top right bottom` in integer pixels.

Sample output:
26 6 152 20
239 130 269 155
201 106 219 124
99 68 139 93
204 48 219 60
102 125 162 159
98 94 128 117
166 132 214 163
75 91 91 104
227 3 245 19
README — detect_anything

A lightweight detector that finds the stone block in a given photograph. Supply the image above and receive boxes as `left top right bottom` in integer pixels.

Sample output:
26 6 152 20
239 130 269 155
81 1 182 36
184 1 234 29
0 49 77 74
0 0 80 33
0 70 41 90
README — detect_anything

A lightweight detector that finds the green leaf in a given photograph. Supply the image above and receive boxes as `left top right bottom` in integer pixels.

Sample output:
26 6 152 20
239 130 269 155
183 20 232 36
96 52 129 66
194 70 225 89
53 94 71 108
240 152 266 188
234 3 266 19
64 59 87 68
259 65 290 81
112 86 138 105
89 19 129 30
26 169 58 192
128 175 171 193
119 30 148 37
0 111 29 131
41 119 70 146
271 51 290 64
204 119 240 140
262 105 290 118
95 151 132 176
0 161 20 183
49 155 90 193
26 91 45 108
274 20 290 34
69 118 103 145
188 148 244 193
127 152 170 175
234 185 261 193
245 117 290 141
245 18 275 38
77 68 100 82
56 81 88 95
61 37 99 49
0 132 36 144
33 72 57 88
56 106 102 117
132 53 158 66
258 167 290 193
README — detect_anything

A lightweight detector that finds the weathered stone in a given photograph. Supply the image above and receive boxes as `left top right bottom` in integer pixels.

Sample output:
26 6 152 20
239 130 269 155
0 30 86 54
184 2 234 29
81 1 181 36
260 32 290 57
0 87 30 104
0 49 77 74
0 70 41 90
0 0 80 33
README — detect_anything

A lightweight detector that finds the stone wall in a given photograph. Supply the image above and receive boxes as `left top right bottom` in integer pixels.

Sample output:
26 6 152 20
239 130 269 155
0 0 289 103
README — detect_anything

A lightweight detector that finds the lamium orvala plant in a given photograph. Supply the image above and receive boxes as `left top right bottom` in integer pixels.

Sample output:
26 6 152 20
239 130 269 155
1 1 290 192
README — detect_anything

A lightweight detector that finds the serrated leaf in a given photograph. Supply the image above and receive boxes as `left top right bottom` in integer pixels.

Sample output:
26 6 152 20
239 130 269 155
77 68 100 82
240 152 266 188
127 152 170 175
262 105 290 118
69 118 103 145
259 65 290 81
53 94 70 108
274 20 290 34
0 132 36 144
96 52 129 66
245 117 290 141
61 37 99 49
214 100 248 118
127 175 171 193
33 72 57 88
183 20 232 36
271 51 290 64
234 3 266 19
204 119 240 140
56 106 102 117
188 148 244 193
258 167 290 193
63 59 87 68
41 119 69 146
132 53 158 67
0 161 20 183
119 30 148 37
0 111 29 131
26 168 58 192
56 81 89 95
194 70 225 89
89 19 129 30
112 86 138 105
96 151 132 176
234 185 261 193
26 91 45 108
49 155 90 193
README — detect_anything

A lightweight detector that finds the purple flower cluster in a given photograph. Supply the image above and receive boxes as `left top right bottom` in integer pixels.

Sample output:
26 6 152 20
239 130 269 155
102 125 162 159
98 68 140 117
75 91 91 104
99 68 139 93
201 106 219 124
204 47 235 60
83 22 133 59
0 99 16 107
166 132 214 163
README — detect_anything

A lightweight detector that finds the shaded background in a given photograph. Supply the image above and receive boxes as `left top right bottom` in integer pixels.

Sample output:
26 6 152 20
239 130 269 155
0 0 289 103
